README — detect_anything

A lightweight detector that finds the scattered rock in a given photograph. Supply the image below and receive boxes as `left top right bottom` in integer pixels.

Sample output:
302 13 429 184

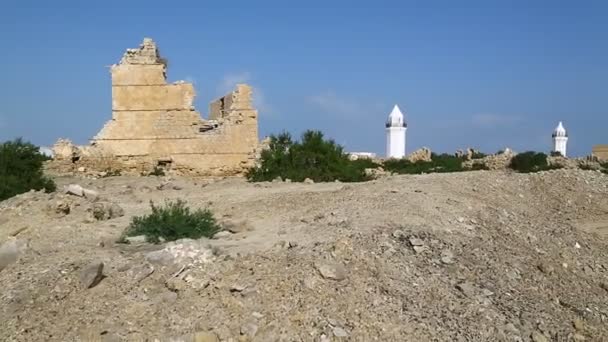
213 231 233 239
440 250 455 264
144 240 215 267
304 178 315 184
90 202 124 221
80 261 104 289
65 184 85 197
573 333 586 341
240 322 258 338
54 200 71 216
82 188 99 200
0 239 28 272
193 331 219 342
230 284 248 292
409 237 424 246
8 226 29 237
392 230 405 239
126 264 154 283
156 291 178 303
413 246 427 254
124 235 147 244
65 184 98 199
456 282 476 297
221 219 254 234
332 327 349 338
165 277 187 292
315 262 347 281
531 331 549 342
538 262 555 275
573 318 585 331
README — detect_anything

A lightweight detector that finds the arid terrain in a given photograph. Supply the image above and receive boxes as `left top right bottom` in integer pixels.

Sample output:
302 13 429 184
1 169 608 341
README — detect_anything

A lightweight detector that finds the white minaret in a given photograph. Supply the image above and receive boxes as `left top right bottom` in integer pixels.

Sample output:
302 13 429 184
552 121 568 157
386 104 407 158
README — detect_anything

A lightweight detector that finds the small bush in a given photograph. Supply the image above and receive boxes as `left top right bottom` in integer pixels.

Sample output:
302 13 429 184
550 151 563 157
350 158 381 170
120 200 221 243
509 151 560 173
149 167 166 177
383 153 465 174
0 138 56 201
600 162 608 174
247 130 371 182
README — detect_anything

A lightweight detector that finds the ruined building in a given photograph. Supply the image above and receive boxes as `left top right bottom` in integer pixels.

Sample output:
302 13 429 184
51 38 259 175
593 145 608 161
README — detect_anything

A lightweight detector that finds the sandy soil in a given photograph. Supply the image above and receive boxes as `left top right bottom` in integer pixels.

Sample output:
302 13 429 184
1 169 608 341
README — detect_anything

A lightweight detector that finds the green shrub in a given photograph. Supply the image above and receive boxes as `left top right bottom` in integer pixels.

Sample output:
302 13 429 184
350 158 381 170
509 151 560 173
383 153 466 174
247 130 371 182
120 200 221 243
0 138 56 201
550 151 563 157
599 162 608 174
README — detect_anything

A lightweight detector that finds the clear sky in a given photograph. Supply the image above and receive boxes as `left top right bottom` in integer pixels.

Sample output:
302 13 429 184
1 0 606 157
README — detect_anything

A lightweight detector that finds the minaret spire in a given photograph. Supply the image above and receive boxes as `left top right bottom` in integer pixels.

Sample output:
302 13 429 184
386 104 407 158
552 121 568 157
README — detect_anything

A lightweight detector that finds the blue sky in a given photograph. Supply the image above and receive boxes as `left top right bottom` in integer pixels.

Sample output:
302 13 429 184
1 0 606 156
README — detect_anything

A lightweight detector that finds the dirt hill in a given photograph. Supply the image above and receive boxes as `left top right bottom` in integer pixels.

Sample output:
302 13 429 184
1 169 607 341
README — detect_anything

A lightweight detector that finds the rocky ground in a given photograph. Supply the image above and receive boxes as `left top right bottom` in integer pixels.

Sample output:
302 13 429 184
1 169 608 341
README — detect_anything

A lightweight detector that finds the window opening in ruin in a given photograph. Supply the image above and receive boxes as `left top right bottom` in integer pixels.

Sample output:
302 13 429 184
199 122 219 133
157 159 172 170
71 156 80 163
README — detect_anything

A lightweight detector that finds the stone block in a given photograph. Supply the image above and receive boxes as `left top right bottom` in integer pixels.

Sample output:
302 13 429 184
111 64 166 86
112 84 195 111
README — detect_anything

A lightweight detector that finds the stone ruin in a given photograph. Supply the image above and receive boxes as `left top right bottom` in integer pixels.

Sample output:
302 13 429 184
50 38 259 176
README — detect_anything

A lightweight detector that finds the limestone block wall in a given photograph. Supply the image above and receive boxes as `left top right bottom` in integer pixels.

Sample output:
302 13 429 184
52 38 259 176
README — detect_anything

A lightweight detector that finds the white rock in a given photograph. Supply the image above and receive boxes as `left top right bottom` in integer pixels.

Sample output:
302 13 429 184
145 240 215 267
213 231 233 239
0 239 28 272
315 262 347 281
333 327 349 338
125 235 147 244
65 184 85 197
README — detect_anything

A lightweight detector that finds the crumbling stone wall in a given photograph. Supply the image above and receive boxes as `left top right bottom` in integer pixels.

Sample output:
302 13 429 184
51 38 259 176
592 145 608 161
